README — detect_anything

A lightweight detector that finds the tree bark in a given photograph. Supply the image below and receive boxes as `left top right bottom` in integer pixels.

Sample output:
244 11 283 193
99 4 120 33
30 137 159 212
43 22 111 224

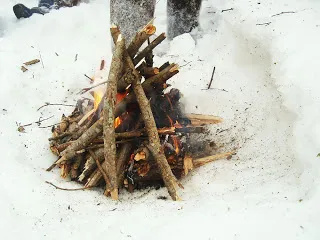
102 33 125 200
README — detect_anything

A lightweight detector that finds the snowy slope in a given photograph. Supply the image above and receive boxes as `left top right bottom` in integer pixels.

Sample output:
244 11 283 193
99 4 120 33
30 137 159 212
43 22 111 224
1 0 320 239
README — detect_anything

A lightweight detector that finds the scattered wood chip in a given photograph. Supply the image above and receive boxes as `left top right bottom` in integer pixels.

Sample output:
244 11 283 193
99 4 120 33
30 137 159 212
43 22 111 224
21 66 28 72
24 59 40 66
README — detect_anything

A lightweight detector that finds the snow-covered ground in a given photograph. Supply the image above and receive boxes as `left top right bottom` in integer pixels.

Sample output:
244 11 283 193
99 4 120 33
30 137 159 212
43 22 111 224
1 0 320 239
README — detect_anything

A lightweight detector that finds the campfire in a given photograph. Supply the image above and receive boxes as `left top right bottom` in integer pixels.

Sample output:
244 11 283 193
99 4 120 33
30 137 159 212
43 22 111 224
47 23 235 201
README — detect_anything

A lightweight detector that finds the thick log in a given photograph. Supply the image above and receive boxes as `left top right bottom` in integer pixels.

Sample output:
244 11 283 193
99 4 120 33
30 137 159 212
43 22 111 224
140 66 159 78
102 33 125 200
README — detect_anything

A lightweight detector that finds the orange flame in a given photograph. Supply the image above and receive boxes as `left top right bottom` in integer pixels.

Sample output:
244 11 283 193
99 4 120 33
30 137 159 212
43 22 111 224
93 88 104 110
116 91 128 104
171 135 180 155
114 117 121 128
93 91 127 128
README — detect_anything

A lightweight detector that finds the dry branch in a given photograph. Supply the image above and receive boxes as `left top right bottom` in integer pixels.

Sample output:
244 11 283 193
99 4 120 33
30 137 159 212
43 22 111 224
193 151 235 168
133 33 166 66
185 113 223 126
56 118 103 165
24 59 40 65
127 23 156 58
102 33 125 200
127 66 180 200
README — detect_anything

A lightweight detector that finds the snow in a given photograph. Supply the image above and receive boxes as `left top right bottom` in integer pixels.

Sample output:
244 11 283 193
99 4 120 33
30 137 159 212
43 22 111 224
1 0 320 239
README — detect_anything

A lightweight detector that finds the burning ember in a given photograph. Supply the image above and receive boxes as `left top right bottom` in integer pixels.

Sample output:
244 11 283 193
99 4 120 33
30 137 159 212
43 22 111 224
46 23 235 201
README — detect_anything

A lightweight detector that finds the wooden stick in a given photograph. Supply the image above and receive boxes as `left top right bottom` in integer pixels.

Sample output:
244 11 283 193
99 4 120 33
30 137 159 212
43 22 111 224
114 63 179 118
113 126 206 139
102 33 125 200
193 151 235 168
78 148 104 182
127 67 180 201
133 33 166 66
110 25 134 93
140 66 159 78
45 181 91 191
24 59 40 65
89 150 111 188
85 143 133 188
207 66 216 89
116 143 134 187
127 23 156 58
55 118 103 165
185 113 223 126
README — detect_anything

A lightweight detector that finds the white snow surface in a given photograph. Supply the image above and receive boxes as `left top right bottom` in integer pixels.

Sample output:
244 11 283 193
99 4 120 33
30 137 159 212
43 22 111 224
1 0 320 239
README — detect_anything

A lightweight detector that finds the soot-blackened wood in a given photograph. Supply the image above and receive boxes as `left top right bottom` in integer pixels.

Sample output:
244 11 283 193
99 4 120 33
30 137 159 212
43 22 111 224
102 33 125 200
130 156 184 190
114 63 179 118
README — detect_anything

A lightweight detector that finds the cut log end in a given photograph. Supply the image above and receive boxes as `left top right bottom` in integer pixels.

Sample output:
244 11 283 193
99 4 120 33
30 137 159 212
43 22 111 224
143 24 156 35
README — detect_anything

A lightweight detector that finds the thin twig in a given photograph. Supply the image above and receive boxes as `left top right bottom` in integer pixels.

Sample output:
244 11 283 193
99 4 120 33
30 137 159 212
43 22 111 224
74 54 78 62
180 61 192 68
19 115 54 130
256 22 271 26
202 87 228 92
271 11 295 17
35 115 54 126
39 51 44 68
39 123 60 129
37 103 75 111
45 181 92 191
222 8 234 12
84 74 94 83
78 81 107 94
208 66 216 89
48 132 72 141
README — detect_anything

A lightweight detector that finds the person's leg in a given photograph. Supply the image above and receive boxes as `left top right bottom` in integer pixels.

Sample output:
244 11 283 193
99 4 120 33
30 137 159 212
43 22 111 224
13 0 54 19
167 0 202 39
38 0 55 8
110 0 155 42
13 4 33 19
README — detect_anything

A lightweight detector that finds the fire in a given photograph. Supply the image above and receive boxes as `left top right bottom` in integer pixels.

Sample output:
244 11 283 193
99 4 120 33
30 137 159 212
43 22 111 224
116 91 127 104
114 117 121 128
93 88 104 110
92 90 126 128
171 135 180 155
